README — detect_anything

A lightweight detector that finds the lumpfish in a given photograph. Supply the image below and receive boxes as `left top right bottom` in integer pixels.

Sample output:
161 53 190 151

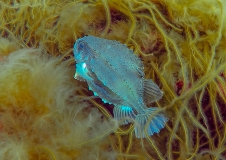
73 35 168 138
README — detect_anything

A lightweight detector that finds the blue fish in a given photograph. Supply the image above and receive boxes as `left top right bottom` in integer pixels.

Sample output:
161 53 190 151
73 36 168 138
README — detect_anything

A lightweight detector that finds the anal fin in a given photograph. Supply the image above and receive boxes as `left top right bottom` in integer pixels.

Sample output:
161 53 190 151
113 106 136 124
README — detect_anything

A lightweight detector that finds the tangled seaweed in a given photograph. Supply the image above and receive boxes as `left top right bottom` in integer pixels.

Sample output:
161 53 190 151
0 0 226 159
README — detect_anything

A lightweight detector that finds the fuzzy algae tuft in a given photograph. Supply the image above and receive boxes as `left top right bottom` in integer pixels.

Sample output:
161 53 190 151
1 0 226 159
0 40 118 160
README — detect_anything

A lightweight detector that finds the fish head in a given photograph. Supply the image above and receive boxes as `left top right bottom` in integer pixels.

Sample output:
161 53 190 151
73 38 95 82
73 39 94 63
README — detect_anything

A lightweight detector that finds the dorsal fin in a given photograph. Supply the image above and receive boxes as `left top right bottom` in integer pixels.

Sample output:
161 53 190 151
143 79 163 104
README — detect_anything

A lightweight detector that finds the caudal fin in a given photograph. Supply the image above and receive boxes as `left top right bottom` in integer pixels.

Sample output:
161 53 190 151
134 108 168 138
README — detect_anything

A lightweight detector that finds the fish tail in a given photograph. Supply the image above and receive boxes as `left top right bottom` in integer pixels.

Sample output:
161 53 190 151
134 107 168 138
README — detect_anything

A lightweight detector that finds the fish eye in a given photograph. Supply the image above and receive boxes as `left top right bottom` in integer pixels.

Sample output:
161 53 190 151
77 42 86 50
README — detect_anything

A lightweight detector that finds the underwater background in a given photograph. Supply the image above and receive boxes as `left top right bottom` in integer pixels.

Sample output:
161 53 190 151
0 0 226 159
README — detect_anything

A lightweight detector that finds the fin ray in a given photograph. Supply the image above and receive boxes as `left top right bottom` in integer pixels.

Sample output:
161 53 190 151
113 106 136 125
134 107 168 138
143 79 163 104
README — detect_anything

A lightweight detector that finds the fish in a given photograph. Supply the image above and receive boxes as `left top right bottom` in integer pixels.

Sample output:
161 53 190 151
73 35 168 138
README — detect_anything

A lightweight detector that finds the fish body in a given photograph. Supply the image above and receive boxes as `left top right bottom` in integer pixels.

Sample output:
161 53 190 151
73 36 168 138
